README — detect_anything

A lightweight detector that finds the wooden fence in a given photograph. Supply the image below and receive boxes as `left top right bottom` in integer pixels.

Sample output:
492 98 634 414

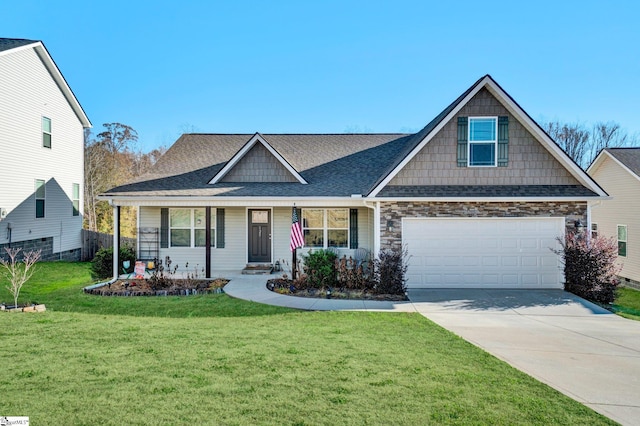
81 229 136 261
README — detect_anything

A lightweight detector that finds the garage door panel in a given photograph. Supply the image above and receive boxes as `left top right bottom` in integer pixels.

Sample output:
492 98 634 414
403 218 564 289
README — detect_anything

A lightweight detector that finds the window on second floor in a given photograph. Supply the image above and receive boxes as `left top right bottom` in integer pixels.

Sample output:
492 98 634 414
72 183 80 216
42 117 52 148
468 117 497 167
35 179 45 218
618 225 627 257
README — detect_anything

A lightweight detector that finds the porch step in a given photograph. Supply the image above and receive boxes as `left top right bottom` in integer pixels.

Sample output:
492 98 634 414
242 264 273 275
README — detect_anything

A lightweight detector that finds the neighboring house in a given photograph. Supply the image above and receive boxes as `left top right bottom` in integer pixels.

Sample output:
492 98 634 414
101 75 606 288
588 148 640 288
0 38 91 260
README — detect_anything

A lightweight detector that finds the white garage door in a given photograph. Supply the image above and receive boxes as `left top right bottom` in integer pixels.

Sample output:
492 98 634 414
403 218 564 289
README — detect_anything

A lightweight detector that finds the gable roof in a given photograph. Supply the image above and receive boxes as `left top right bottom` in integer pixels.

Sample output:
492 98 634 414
368 74 607 197
588 148 640 183
209 133 307 184
104 133 411 198
0 38 91 128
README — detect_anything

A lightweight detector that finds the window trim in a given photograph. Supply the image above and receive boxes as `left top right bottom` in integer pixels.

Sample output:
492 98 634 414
617 224 627 257
301 208 349 249
72 183 80 216
35 179 45 218
169 208 216 248
42 116 52 149
467 116 498 167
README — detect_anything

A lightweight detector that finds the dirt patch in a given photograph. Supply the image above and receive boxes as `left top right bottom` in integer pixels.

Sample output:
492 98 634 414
85 278 229 296
266 278 408 301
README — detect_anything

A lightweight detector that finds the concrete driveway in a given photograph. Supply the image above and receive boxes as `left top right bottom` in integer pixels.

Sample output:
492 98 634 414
407 289 640 426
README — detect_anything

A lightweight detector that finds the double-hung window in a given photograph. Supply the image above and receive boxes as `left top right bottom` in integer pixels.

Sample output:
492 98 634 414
618 225 627 257
35 179 46 218
72 183 80 216
302 208 349 248
468 117 497 166
170 208 215 248
42 117 52 148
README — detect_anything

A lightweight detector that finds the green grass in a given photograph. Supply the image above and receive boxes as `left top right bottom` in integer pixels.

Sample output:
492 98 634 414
613 286 640 320
0 262 615 425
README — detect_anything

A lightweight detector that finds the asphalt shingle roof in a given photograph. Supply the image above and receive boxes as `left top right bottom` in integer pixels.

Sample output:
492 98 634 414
0 38 38 52
604 148 640 178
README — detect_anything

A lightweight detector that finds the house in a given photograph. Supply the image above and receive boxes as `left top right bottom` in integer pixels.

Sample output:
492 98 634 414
588 148 640 289
101 75 606 288
0 38 91 260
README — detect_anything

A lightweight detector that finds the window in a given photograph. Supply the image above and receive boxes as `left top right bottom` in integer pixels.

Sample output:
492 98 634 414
72 183 80 216
591 223 598 239
42 117 51 148
618 225 627 257
302 208 349 248
468 117 497 166
169 208 215 248
35 179 45 218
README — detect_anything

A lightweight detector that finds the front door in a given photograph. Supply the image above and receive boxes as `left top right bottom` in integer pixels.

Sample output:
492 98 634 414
248 209 271 263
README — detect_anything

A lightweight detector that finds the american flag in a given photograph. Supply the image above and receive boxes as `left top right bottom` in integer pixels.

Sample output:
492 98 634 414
290 207 304 251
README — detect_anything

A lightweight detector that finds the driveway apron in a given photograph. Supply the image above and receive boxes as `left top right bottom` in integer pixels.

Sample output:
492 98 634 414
408 289 640 426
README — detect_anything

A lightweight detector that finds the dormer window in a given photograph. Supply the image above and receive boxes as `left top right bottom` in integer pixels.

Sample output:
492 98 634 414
42 117 52 148
468 117 497 166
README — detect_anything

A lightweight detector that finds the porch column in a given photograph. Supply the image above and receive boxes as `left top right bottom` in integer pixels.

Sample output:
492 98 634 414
373 201 381 258
113 205 120 279
205 207 211 278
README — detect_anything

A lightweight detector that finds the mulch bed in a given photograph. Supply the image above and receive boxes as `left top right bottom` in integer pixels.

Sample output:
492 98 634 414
85 278 229 296
267 278 408 301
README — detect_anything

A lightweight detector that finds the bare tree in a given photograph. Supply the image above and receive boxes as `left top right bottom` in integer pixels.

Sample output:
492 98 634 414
543 121 590 168
0 248 41 308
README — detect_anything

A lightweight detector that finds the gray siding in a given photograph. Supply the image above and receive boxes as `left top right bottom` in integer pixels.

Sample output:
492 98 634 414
389 88 580 186
0 46 84 254
221 143 298 183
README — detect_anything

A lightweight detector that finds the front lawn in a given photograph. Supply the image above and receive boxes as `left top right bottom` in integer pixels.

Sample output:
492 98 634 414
0 262 614 425
613 286 640 320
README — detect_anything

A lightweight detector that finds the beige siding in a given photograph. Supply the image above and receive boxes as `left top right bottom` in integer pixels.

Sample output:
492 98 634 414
590 158 640 282
0 47 85 253
139 206 374 274
221 143 298 183
389 88 579 186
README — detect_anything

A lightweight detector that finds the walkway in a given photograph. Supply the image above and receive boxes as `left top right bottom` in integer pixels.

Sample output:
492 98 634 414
224 274 640 426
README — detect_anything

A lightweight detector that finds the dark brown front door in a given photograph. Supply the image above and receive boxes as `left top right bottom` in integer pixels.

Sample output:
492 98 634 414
248 209 271 263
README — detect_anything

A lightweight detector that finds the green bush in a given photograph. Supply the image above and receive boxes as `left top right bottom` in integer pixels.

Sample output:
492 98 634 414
300 249 338 289
554 233 620 305
371 246 409 295
91 246 136 280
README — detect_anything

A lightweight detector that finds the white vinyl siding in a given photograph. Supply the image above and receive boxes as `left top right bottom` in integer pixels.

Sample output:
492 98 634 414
0 46 85 253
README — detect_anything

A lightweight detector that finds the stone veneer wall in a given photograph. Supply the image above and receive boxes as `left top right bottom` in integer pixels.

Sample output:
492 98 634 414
0 237 81 262
380 201 587 250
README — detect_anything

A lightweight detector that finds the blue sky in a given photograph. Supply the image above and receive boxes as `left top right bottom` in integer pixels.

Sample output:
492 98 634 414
4 0 639 152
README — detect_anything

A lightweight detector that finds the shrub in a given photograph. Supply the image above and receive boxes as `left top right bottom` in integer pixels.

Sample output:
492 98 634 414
300 249 338 289
553 233 620 305
91 246 136 280
371 247 409 295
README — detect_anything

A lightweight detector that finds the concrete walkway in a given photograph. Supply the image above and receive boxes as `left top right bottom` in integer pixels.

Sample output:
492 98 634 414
223 275 640 426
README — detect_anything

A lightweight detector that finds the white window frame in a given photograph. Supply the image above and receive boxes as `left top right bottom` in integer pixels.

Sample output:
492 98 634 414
169 208 216 248
302 208 349 249
468 116 497 167
42 117 52 149
35 179 45 218
617 224 627 257
72 183 80 216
